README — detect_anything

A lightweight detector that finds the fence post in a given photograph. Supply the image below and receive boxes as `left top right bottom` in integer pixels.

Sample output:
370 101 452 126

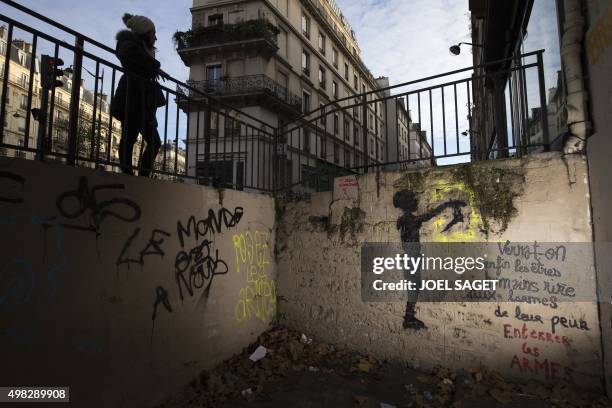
202 105 211 185
67 36 84 165
272 125 278 197
361 94 369 173
36 87 48 161
536 51 550 151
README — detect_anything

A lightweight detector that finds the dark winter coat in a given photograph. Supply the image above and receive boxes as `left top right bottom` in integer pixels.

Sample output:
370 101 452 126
110 29 164 124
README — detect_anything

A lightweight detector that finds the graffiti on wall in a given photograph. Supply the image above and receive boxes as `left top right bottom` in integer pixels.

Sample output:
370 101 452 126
586 0 612 66
489 240 593 384
56 176 141 236
428 179 482 242
0 170 259 348
394 188 468 330
233 229 276 323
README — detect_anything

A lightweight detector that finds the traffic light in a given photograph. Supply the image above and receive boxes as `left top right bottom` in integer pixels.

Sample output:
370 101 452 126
41 55 64 90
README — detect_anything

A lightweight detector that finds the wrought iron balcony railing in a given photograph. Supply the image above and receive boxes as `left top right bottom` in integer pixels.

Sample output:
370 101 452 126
185 74 301 109
173 20 280 50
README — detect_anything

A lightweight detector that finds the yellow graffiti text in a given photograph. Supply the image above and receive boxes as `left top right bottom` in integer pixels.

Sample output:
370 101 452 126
233 230 276 323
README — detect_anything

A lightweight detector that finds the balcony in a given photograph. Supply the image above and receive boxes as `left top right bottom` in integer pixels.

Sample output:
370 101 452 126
183 74 301 114
174 20 280 64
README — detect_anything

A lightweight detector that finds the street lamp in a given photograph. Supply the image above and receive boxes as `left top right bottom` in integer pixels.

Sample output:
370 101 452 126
449 42 483 56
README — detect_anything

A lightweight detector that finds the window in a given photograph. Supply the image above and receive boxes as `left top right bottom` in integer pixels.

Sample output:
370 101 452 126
303 129 311 152
354 74 358 89
333 143 339 164
302 90 310 114
344 119 350 140
332 81 338 99
318 66 326 89
208 13 223 26
320 137 326 158
20 94 28 109
345 149 351 167
301 13 310 38
302 50 310 75
333 113 339 135
206 64 222 94
332 48 338 68
354 126 360 146
319 102 326 127
20 73 28 88
344 63 349 80
369 114 374 130
318 32 326 54
206 64 222 80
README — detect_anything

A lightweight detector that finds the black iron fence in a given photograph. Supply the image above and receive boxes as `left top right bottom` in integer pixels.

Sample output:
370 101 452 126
276 50 552 192
0 0 553 196
186 75 301 110
0 0 276 192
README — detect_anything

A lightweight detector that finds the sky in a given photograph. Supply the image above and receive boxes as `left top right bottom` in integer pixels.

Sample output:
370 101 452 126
2 0 561 162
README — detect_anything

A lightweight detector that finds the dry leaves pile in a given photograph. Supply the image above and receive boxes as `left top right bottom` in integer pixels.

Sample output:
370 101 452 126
158 327 369 408
158 327 611 408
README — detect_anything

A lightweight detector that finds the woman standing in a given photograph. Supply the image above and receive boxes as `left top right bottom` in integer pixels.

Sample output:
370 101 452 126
111 13 167 177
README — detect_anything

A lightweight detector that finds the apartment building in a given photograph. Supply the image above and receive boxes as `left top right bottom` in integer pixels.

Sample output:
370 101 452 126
176 0 388 190
527 70 567 151
157 141 187 176
0 29 40 159
376 76 432 170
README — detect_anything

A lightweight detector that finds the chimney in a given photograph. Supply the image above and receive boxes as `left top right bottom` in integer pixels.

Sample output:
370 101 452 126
375 76 391 97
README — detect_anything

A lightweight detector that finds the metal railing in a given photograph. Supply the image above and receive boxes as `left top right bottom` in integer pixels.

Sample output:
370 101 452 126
0 0 554 196
0 0 277 192
276 50 552 192
173 19 279 50
186 74 301 109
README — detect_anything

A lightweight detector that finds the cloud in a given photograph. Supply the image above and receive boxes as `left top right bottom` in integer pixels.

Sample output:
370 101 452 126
336 0 474 86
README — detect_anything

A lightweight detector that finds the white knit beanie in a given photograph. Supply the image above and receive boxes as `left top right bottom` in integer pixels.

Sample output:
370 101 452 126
122 13 155 35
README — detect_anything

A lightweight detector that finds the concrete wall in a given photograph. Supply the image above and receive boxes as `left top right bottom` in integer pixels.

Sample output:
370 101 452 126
0 157 277 407
276 152 603 391
585 0 612 395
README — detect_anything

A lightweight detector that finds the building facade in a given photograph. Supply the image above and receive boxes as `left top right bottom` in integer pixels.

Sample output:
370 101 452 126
176 0 389 190
0 28 40 159
376 76 432 170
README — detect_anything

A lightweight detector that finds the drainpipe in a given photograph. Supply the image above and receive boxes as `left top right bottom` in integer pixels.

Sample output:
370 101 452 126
560 0 590 154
